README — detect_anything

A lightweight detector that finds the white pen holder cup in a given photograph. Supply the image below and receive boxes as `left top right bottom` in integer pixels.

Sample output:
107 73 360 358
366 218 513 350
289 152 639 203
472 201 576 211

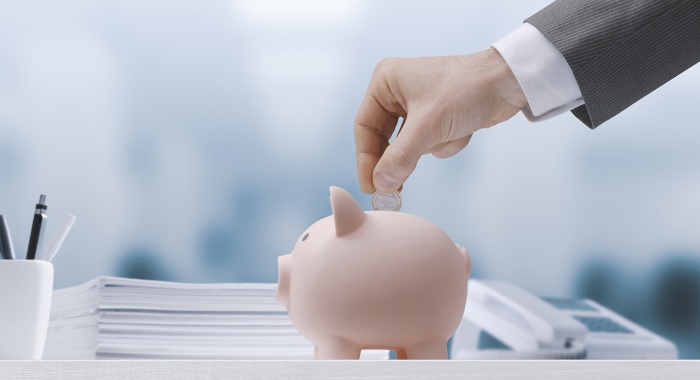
0 260 53 359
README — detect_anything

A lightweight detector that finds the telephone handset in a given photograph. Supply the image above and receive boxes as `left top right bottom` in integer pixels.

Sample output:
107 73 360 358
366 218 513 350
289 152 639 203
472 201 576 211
450 280 677 360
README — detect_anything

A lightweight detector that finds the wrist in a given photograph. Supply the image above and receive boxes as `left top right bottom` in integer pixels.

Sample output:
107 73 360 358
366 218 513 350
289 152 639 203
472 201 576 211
483 47 527 111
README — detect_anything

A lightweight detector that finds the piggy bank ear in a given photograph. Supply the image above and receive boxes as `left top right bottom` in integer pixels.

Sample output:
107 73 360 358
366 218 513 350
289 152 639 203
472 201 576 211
329 186 366 236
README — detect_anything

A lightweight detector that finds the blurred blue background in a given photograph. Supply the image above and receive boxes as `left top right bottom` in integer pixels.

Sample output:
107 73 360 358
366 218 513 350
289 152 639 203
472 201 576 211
1 0 700 358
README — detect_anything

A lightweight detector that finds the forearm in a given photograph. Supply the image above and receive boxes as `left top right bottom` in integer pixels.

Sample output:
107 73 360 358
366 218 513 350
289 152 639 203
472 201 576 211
527 0 700 128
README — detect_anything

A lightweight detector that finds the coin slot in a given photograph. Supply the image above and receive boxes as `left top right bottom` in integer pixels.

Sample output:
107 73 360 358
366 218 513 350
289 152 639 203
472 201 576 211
302 233 309 241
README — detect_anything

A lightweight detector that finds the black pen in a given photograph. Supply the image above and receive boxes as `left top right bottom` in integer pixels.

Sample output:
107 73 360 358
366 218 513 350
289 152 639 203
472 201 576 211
26 194 47 260
0 215 15 260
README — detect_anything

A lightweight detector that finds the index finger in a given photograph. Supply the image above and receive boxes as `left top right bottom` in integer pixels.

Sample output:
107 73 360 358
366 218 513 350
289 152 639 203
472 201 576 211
354 92 399 194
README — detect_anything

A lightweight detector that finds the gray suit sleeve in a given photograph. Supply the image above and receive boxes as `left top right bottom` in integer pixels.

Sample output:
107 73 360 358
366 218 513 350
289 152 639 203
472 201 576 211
526 0 700 129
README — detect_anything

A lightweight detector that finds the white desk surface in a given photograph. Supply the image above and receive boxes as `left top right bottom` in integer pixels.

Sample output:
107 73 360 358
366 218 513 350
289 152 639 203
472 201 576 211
0 360 696 380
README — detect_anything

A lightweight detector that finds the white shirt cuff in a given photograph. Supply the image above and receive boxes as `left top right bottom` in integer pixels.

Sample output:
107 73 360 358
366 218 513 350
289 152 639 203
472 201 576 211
492 23 583 122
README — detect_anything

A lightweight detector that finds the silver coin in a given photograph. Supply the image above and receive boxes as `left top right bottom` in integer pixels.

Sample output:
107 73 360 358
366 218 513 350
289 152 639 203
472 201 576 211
372 191 402 212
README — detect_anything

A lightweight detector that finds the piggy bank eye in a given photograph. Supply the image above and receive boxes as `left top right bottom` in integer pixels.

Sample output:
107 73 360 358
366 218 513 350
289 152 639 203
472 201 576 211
302 233 310 242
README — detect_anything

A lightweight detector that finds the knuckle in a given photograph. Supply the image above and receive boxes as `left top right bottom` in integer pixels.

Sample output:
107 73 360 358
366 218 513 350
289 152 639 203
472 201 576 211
374 58 398 78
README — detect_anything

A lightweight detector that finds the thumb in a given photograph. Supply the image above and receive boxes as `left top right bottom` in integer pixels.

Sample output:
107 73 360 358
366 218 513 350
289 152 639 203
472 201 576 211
372 118 438 193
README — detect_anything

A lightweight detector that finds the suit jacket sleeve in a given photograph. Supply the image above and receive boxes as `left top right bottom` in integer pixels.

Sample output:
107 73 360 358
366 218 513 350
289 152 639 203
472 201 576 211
526 0 700 129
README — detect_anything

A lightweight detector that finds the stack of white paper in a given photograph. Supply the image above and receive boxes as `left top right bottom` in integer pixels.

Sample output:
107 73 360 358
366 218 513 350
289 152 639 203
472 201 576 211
44 276 388 360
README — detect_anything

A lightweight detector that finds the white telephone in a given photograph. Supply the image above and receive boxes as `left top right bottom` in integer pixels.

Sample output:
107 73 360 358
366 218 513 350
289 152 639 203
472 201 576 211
450 280 677 359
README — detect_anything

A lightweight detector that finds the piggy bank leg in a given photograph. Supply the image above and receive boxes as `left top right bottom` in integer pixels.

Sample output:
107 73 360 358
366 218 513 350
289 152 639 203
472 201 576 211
315 339 361 360
394 348 408 360
406 340 448 360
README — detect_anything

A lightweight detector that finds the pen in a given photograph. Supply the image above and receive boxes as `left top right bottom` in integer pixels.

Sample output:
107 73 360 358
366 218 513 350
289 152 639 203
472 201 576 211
26 194 48 260
0 215 15 260
40 213 76 262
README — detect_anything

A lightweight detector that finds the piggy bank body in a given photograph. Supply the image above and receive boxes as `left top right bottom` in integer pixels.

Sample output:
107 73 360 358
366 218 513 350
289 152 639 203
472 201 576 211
276 186 471 360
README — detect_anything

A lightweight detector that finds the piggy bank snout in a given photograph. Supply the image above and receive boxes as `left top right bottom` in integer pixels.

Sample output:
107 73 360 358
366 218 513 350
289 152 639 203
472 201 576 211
276 254 292 309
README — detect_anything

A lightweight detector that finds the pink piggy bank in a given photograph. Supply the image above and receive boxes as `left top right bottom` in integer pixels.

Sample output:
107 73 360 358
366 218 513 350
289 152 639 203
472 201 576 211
276 186 471 360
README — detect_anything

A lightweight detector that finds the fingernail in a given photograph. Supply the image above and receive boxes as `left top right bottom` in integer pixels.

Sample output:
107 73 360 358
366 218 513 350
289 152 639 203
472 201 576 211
373 172 399 193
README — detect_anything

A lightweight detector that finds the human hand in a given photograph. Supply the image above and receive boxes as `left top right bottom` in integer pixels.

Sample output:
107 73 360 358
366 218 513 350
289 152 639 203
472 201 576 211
354 48 527 194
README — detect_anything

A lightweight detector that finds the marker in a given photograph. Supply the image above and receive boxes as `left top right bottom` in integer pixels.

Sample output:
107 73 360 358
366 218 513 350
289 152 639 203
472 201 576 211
40 213 76 262
26 194 48 260
0 215 15 260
